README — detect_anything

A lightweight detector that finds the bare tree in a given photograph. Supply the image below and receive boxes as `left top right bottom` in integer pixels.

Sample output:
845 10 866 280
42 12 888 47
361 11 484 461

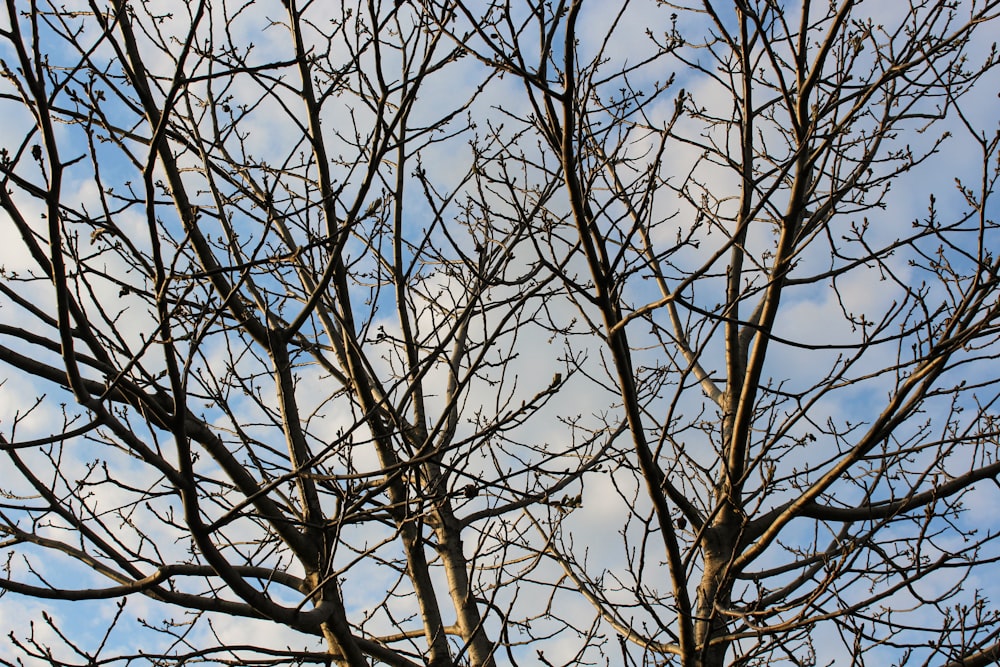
2 1 1000 666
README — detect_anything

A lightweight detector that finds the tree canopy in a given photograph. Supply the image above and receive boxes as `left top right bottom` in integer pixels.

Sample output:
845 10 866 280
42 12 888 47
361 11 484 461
2 1 1000 666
